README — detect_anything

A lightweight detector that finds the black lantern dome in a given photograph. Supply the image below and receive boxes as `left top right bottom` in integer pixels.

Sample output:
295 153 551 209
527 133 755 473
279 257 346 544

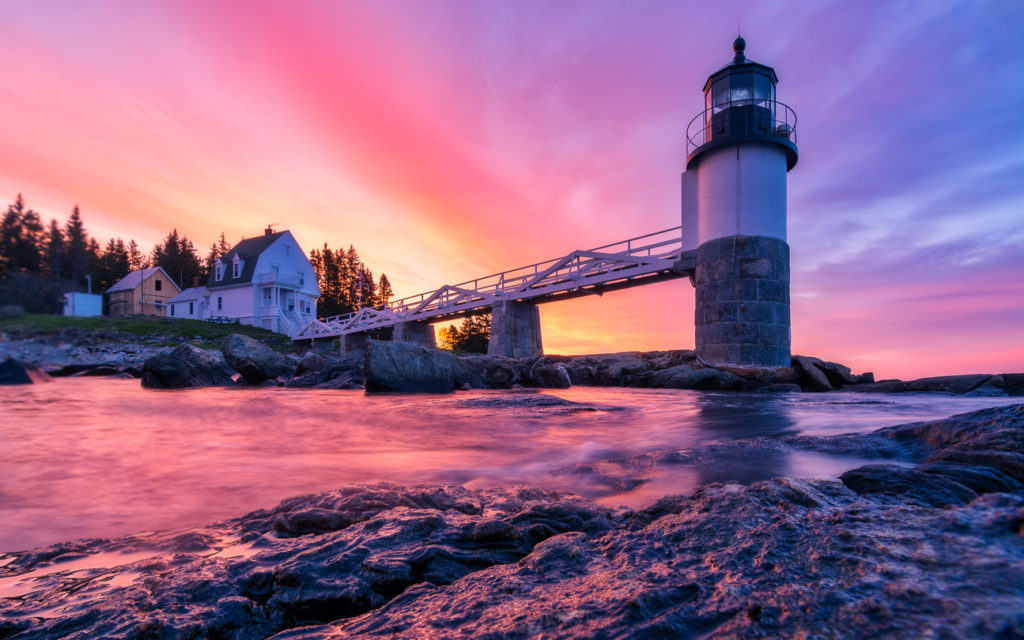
685 38 798 170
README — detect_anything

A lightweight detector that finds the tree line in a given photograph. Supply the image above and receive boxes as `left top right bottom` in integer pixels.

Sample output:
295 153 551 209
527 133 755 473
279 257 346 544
308 245 393 318
438 314 491 353
0 193 393 318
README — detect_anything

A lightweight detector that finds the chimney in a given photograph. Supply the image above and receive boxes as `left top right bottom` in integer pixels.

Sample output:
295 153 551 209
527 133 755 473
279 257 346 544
192 276 200 289
265 225 274 236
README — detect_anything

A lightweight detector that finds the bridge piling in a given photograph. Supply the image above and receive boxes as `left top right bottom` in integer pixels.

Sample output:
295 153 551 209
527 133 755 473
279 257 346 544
340 332 368 356
488 300 542 359
393 321 437 348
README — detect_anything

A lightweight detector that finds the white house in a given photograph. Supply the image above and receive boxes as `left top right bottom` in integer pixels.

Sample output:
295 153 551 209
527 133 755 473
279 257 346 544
166 286 208 320
169 228 319 336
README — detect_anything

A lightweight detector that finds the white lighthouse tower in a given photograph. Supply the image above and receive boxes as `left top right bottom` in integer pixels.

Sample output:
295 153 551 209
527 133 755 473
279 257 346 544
681 37 798 368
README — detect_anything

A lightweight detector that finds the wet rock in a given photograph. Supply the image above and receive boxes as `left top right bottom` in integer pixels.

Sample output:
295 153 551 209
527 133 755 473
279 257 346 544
221 334 295 384
1003 374 1024 396
0 358 46 385
294 351 333 376
792 355 833 391
905 374 994 394
364 340 454 393
719 365 798 385
4 404 1024 640
286 361 364 389
845 378 909 393
648 365 746 390
524 359 572 388
141 344 235 389
452 354 519 389
759 383 802 393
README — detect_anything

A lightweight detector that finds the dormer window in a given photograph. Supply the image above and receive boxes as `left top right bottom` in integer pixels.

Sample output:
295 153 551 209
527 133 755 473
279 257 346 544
232 255 242 278
215 260 224 281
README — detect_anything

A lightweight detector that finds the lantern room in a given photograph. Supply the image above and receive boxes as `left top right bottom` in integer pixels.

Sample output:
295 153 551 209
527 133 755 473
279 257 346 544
686 37 798 170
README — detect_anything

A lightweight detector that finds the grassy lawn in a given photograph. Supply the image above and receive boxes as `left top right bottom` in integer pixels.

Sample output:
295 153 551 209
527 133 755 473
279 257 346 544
0 314 309 349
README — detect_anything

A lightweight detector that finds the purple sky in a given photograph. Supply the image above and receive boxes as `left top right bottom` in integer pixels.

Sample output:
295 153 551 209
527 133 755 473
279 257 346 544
0 0 1021 378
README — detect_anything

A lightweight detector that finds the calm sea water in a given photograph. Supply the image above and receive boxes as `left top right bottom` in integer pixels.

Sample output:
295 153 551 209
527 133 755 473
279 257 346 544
0 378 1018 553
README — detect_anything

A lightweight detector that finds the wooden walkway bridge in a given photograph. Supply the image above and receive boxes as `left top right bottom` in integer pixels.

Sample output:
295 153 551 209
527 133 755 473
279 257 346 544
292 227 695 356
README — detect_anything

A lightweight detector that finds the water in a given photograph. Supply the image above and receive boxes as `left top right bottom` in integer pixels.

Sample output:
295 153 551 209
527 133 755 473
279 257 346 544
0 378 1018 553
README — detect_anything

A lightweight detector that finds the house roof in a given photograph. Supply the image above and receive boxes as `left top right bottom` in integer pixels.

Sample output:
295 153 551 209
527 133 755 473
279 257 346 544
107 267 176 293
167 286 207 304
206 230 287 289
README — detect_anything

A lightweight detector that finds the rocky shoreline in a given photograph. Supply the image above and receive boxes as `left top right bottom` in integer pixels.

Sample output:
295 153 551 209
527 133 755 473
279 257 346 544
1 328 1021 396
1 402 1022 639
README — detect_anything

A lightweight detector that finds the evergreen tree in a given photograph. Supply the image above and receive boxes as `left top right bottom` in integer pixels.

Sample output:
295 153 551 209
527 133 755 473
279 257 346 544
98 238 130 291
127 239 146 271
439 314 491 353
202 232 231 281
377 273 393 308
85 238 102 292
151 228 201 289
0 194 45 276
63 205 89 286
45 219 64 281
357 266 376 309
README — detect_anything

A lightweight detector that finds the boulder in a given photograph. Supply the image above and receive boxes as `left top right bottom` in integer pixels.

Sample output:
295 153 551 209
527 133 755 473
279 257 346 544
817 360 857 387
452 355 519 389
286 363 364 389
294 351 332 376
845 379 908 393
0 358 49 385
905 374 993 394
792 356 832 392
525 361 572 389
365 340 454 393
141 344 235 389
759 383 803 393
221 334 295 384
1002 373 1024 396
718 365 798 385
648 365 745 390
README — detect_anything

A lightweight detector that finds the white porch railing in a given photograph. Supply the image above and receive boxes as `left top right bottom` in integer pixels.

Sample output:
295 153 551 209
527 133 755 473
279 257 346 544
257 272 300 287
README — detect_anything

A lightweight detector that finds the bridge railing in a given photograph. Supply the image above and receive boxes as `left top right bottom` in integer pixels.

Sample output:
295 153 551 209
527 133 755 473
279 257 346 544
299 226 683 338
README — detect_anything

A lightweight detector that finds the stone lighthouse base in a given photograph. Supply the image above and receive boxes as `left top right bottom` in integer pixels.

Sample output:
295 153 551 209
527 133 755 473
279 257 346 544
694 235 790 368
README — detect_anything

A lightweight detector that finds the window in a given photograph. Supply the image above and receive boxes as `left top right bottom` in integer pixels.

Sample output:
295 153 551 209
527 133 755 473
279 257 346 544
215 261 224 281
155 279 162 291
189 302 194 314
298 271 304 286
217 297 223 311
170 304 175 316
154 301 162 312
232 259 241 278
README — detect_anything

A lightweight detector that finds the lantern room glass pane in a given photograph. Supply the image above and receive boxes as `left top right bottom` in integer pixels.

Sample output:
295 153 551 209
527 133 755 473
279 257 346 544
712 78 729 110
730 73 752 105
753 74 770 105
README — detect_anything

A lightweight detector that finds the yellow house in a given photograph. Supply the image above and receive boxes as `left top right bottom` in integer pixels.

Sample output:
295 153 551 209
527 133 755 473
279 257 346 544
106 267 181 317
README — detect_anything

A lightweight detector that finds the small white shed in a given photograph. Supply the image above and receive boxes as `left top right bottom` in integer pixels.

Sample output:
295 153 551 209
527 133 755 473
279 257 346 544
63 292 103 317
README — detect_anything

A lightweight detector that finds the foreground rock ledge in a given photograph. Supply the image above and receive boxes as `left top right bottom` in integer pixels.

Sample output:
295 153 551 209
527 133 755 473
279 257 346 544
1 403 1022 639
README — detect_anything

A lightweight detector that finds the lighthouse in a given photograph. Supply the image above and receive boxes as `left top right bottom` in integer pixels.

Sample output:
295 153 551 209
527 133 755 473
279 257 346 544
681 37 798 369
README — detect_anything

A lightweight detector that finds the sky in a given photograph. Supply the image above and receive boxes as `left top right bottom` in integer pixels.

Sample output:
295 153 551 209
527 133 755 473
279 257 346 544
1 0 1022 379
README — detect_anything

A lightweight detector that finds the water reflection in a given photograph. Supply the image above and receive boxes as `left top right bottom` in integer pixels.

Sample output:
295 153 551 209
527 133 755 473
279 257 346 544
0 379 1017 552
691 393 797 485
